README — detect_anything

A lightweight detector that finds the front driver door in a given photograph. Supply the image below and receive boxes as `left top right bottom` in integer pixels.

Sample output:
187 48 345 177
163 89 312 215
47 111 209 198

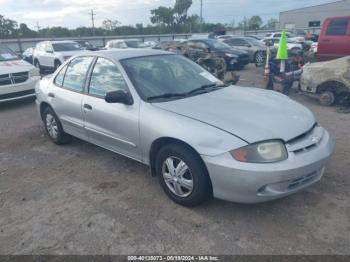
82 57 141 161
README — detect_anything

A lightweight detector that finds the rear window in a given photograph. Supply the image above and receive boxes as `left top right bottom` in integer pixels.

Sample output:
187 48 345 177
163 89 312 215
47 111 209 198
326 19 349 36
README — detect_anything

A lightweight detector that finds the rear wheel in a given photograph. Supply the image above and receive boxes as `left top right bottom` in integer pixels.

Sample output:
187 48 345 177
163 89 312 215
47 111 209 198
319 91 336 106
42 107 71 145
155 144 211 207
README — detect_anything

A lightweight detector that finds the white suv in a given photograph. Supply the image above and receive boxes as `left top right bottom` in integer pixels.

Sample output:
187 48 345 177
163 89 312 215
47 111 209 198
33 41 87 72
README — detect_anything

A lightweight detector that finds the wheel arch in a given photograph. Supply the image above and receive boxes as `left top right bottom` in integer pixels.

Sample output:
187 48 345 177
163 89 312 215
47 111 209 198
149 137 208 177
317 80 348 95
39 102 52 120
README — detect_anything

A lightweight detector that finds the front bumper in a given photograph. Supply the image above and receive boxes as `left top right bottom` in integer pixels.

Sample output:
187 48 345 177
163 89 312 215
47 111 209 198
202 127 335 203
0 76 40 102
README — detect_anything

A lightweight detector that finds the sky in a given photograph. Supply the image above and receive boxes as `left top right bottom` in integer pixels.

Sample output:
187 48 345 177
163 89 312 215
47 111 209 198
0 0 340 29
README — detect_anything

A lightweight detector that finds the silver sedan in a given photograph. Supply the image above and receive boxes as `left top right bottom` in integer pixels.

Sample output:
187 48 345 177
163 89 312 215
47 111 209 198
35 49 335 206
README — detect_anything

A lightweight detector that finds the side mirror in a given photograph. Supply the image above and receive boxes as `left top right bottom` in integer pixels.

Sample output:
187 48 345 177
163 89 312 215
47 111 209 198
105 90 133 105
46 49 53 54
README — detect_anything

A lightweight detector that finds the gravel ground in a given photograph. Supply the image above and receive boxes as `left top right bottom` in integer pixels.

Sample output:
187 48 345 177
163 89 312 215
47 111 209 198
0 64 349 255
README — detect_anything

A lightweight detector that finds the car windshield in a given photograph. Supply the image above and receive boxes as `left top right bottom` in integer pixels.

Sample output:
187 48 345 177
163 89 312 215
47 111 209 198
0 45 19 61
125 40 148 48
121 54 224 102
203 39 231 50
52 42 83 52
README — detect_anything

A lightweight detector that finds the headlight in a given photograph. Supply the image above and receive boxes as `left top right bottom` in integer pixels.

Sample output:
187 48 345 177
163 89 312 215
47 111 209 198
230 140 288 163
29 68 40 77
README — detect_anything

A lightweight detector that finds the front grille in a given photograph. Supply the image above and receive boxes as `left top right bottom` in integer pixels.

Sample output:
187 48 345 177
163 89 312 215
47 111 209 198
0 72 29 86
0 89 35 100
12 72 29 84
0 74 12 86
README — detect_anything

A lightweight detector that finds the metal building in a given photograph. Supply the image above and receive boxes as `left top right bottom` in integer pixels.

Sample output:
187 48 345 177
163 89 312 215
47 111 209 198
279 0 350 29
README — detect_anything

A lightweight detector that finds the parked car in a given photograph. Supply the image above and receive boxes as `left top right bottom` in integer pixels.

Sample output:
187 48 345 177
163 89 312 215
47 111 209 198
144 41 159 48
105 39 149 49
301 56 350 106
317 16 350 61
75 40 99 51
33 40 86 73
185 39 250 70
222 36 267 64
0 44 40 102
216 35 235 40
22 47 34 64
262 38 303 51
265 32 305 43
36 49 335 206
153 39 188 52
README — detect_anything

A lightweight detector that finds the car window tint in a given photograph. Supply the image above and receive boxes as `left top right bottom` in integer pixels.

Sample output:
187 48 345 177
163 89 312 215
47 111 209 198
326 19 349 36
62 57 93 92
89 57 128 97
54 64 68 87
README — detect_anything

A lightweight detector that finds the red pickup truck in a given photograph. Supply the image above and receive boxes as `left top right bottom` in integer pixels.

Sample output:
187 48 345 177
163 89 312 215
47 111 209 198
317 16 350 61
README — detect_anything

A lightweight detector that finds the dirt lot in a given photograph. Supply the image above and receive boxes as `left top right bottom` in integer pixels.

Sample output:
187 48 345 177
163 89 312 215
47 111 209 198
0 64 349 255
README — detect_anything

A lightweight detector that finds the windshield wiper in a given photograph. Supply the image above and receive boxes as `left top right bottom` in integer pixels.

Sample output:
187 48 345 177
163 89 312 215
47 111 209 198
187 83 227 96
147 93 187 101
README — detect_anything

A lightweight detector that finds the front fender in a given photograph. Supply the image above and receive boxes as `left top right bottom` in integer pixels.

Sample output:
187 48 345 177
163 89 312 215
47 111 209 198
139 102 247 164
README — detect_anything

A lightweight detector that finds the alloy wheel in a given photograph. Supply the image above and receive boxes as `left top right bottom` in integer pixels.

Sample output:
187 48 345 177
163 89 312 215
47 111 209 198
162 156 194 198
46 113 59 139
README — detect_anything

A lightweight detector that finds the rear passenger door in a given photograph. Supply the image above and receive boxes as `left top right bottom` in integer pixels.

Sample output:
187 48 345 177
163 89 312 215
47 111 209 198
49 56 94 140
82 57 141 161
319 18 350 59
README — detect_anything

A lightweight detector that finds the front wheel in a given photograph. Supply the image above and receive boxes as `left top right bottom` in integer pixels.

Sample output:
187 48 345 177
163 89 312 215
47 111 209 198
54 60 62 71
43 107 71 145
155 144 211 206
34 59 43 74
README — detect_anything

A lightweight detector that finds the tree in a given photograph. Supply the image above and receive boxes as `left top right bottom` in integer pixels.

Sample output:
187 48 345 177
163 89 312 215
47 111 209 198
102 19 120 31
150 6 174 27
264 18 278 30
0 15 17 38
17 23 37 38
173 0 192 24
248 16 263 30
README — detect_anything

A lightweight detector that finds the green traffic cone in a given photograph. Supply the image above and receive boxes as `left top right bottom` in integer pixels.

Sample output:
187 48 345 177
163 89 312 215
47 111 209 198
277 31 288 72
277 31 288 60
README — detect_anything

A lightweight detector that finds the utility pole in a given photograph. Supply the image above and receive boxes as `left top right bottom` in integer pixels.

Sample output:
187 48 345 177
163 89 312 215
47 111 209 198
35 21 41 32
200 0 203 33
89 9 96 36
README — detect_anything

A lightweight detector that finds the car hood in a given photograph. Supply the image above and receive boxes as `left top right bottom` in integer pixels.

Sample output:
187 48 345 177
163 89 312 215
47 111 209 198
0 59 35 74
305 56 350 69
153 86 315 143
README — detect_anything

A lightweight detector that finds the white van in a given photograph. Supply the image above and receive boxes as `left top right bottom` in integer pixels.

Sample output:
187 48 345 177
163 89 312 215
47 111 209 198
0 44 40 102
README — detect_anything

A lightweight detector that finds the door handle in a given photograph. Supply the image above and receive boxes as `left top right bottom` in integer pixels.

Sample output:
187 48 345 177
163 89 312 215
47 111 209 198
48 92 55 98
83 104 92 110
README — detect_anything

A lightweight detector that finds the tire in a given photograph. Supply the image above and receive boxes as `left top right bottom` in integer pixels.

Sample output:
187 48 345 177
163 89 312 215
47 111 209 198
155 143 211 207
54 60 62 71
42 107 71 145
254 51 265 66
319 91 336 106
34 59 43 74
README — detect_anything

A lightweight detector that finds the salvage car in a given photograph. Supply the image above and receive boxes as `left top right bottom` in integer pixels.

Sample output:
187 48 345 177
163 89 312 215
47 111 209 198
185 39 250 70
36 49 335 206
222 37 267 64
0 44 40 102
105 39 149 49
33 40 87 73
301 56 350 106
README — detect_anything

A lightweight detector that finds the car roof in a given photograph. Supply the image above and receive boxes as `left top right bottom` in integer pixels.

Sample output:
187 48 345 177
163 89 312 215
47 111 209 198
77 49 172 61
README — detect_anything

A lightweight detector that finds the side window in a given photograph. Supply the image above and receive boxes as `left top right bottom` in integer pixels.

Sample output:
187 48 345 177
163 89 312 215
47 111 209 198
62 57 94 92
326 19 349 36
89 57 128 98
54 64 68 86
